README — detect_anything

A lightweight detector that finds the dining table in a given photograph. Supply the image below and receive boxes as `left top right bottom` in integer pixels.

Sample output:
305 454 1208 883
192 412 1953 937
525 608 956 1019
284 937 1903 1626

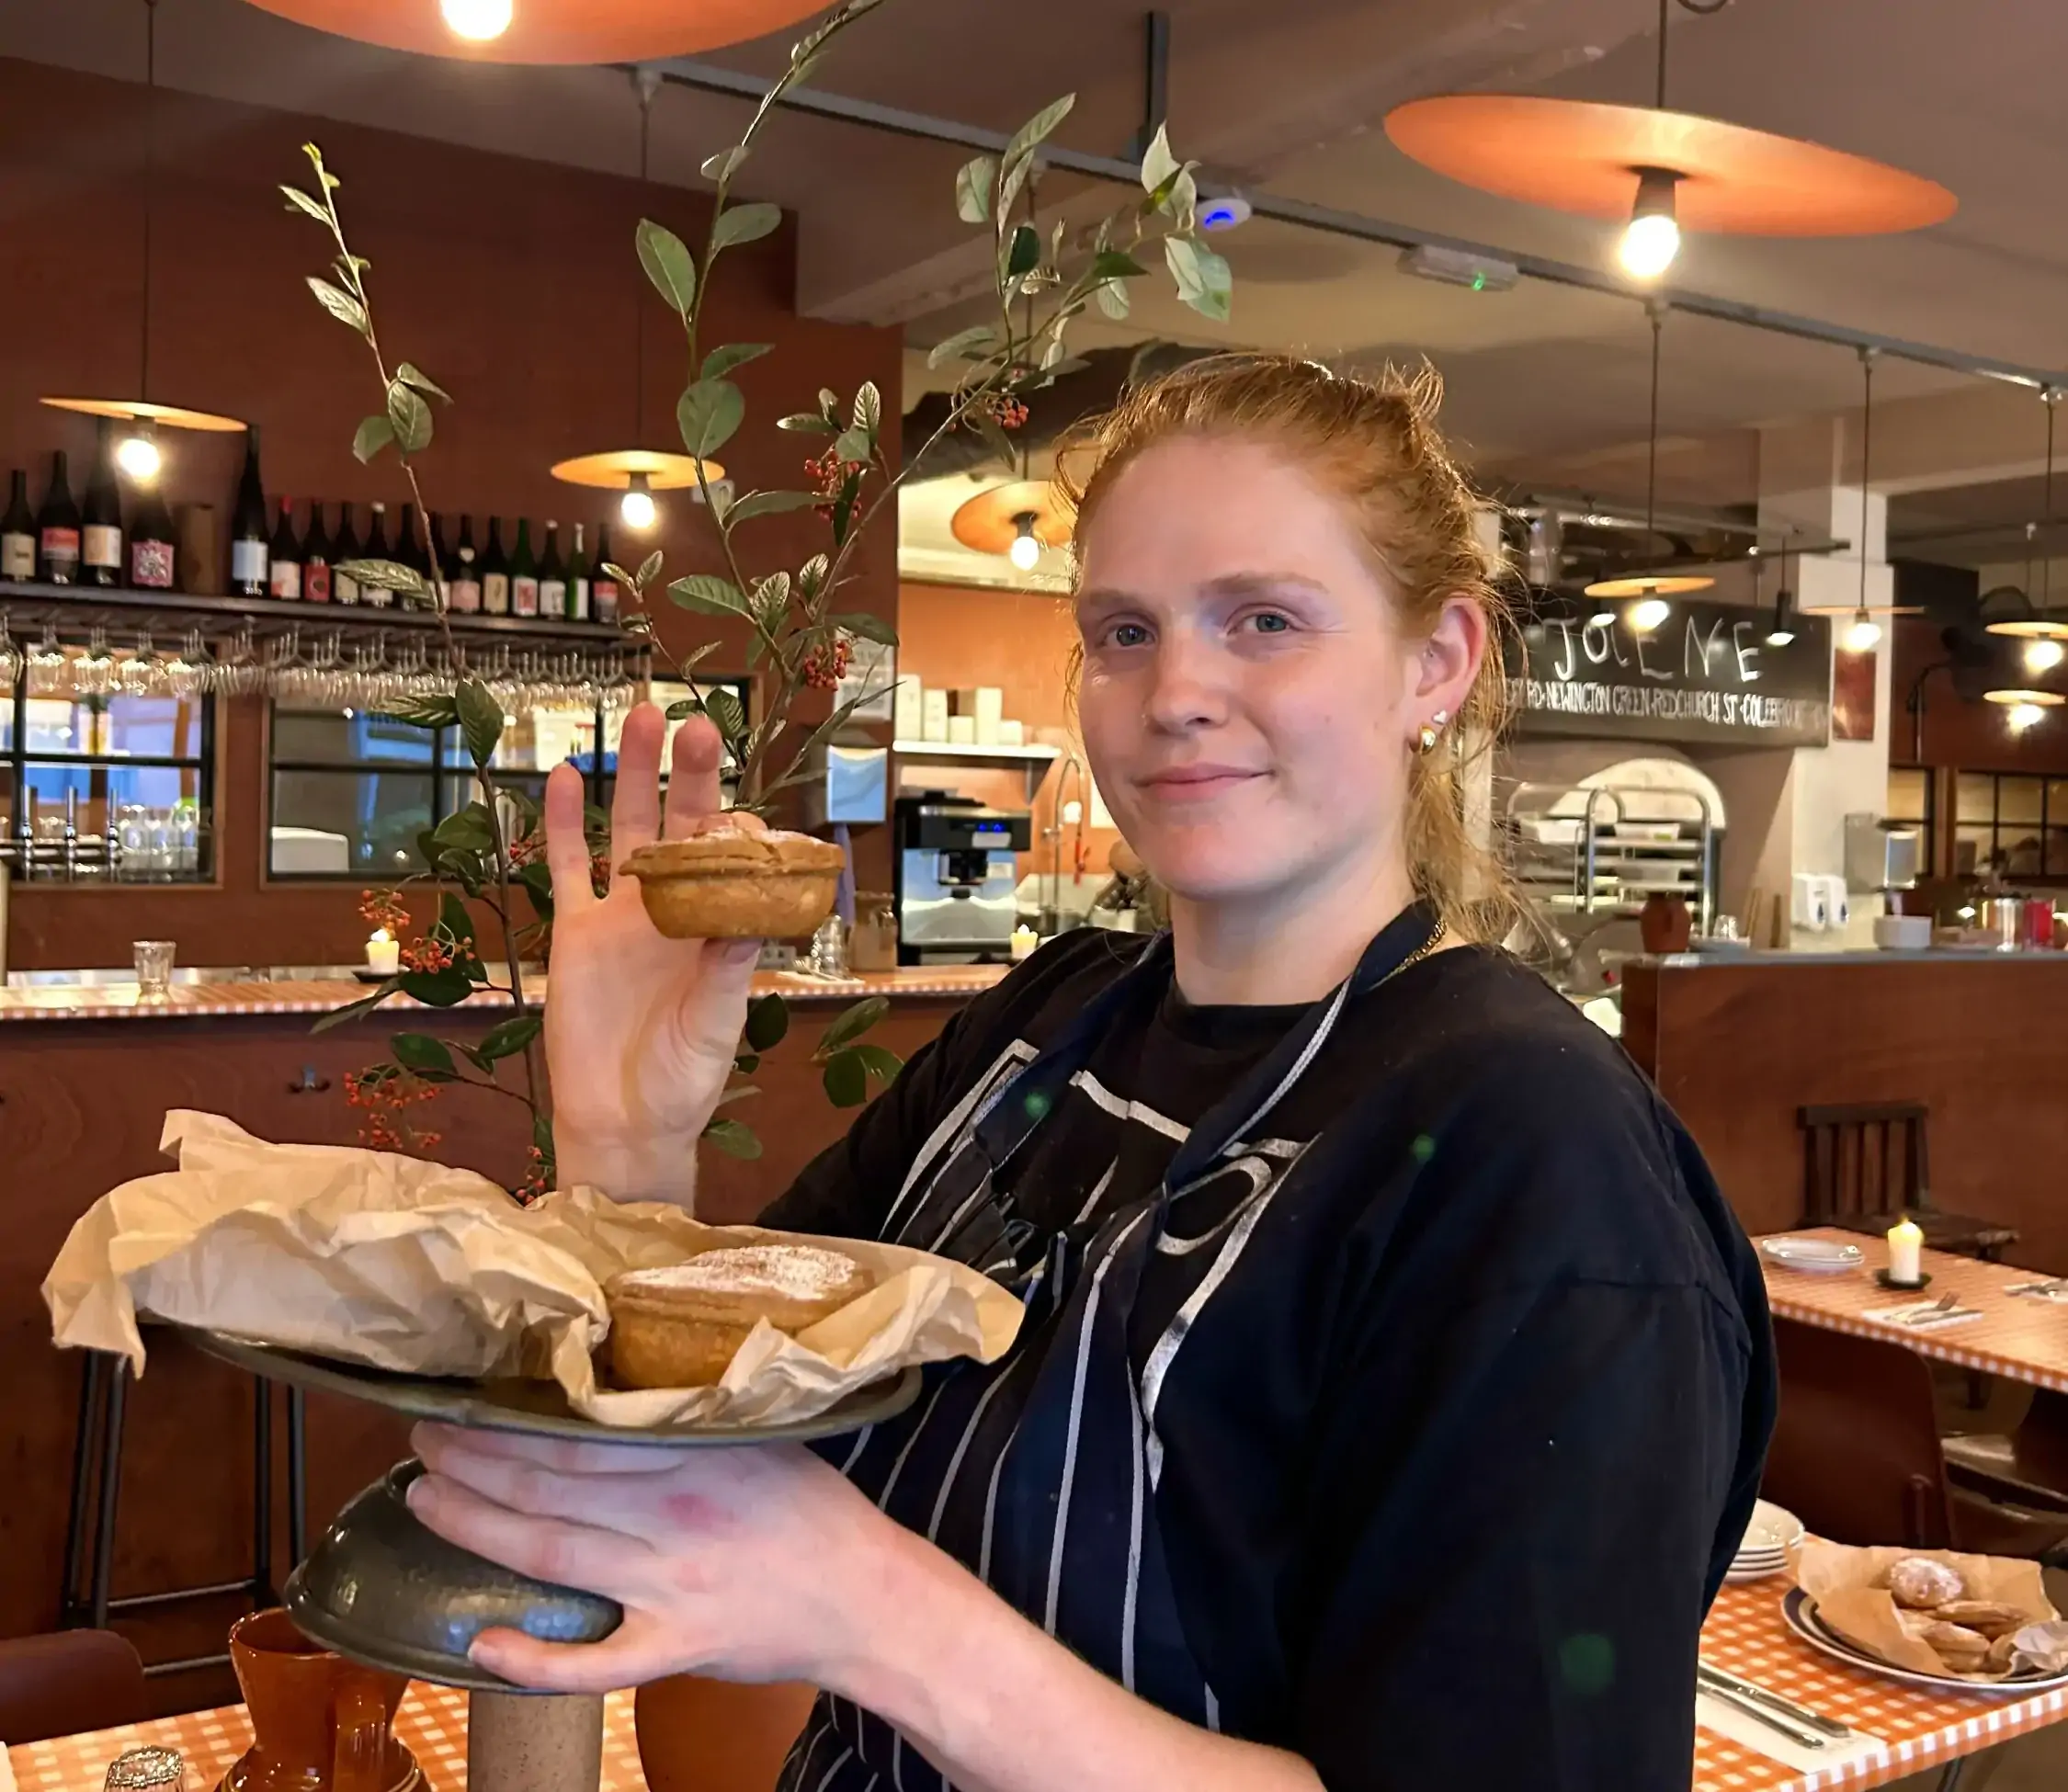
1759 1228 2068 1394
7 1586 2066 1792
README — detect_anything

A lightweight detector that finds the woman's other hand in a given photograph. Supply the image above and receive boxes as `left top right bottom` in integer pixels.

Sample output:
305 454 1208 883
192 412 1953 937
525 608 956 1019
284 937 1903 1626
542 705 761 1205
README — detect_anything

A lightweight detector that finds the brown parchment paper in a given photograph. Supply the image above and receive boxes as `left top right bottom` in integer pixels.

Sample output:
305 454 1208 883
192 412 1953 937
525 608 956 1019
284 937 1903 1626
1796 1539 2066 1680
42 1111 1025 1428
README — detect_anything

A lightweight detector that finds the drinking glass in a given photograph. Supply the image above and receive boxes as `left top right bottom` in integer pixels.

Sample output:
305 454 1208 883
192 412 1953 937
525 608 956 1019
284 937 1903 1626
132 939 176 997
117 804 149 880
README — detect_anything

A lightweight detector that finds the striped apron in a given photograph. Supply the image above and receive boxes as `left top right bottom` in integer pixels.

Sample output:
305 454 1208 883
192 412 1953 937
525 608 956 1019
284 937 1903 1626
778 912 1438 1792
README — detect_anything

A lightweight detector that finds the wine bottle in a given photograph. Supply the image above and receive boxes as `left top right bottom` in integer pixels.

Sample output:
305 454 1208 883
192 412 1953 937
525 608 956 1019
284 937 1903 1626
303 502 333 603
449 515 482 613
332 504 361 606
394 503 423 576
363 502 393 609
509 518 540 617
268 498 303 600
129 480 177 590
427 511 450 593
80 421 124 587
481 516 511 615
567 521 591 621
538 521 567 618
37 450 83 585
1 470 36 581
591 520 619 624
230 427 268 597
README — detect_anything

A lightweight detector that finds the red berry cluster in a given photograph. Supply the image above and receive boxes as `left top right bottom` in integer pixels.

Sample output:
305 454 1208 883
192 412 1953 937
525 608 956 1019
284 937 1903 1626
400 934 474 976
806 447 869 520
982 391 1030 430
801 635 854 691
345 1067 442 1154
507 832 546 868
590 850 612 898
358 889 410 936
515 1142 551 1207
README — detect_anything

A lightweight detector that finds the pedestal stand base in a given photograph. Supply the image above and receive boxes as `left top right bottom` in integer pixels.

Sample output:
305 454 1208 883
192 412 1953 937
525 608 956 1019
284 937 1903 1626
468 1691 605 1792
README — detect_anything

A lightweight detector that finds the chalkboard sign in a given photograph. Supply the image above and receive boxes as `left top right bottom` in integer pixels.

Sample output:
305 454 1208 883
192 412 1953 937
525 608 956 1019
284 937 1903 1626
1513 598 1833 748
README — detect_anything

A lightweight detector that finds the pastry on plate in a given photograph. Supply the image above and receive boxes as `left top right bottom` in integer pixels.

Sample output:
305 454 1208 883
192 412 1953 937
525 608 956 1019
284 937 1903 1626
607 1244 873 1389
1915 1619 1991 1673
1931 1600 2028 1639
621 828 846 940
1886 1556 1967 1609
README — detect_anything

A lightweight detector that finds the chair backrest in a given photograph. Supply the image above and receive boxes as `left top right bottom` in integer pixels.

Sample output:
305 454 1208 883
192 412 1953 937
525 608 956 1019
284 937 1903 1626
634 1677 816 1792
0 1630 146 1746
1800 1101 1932 1224
1764 1317 1955 1548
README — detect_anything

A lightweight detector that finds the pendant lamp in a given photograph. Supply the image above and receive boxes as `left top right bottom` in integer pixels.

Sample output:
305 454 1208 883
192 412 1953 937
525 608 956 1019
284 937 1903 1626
1383 0 1954 282
551 72 720 533
237 0 827 63
951 480 1073 573
1763 537 1799 645
1984 390 2068 676
42 1 244 477
1583 305 1712 622
1802 347 1920 652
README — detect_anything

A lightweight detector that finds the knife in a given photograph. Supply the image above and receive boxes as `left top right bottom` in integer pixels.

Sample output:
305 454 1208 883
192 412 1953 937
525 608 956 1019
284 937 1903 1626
1699 1663 1852 1740
1697 1676 1834 1751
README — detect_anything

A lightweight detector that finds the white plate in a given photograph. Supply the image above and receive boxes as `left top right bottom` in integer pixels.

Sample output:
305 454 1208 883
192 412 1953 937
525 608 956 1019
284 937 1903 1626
1724 1563 1789 1584
1760 1237 1865 1275
1741 1500 1806 1554
1782 1591 2068 1696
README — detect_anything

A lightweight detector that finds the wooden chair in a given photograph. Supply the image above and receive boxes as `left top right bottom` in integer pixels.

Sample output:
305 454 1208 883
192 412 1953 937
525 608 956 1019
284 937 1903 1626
1764 1319 2068 1558
635 1678 817 1792
1798 1101 2018 1261
1945 1389 2068 1515
0 1630 147 1745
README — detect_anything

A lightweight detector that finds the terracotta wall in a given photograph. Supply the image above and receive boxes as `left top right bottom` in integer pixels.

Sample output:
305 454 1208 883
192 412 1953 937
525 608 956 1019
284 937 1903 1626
0 57 901 967
894 580 1117 889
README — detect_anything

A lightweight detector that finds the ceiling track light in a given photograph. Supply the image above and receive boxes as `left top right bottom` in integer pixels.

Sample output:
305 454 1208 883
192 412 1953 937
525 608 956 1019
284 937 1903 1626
1805 346 1921 641
1986 390 2068 642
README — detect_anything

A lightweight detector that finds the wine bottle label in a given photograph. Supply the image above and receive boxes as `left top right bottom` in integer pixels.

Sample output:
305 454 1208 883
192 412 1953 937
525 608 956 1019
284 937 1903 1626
1 532 33 579
231 539 267 584
572 576 592 621
366 585 394 609
512 575 540 617
450 577 483 614
306 560 333 602
131 539 176 589
270 561 302 600
483 573 510 614
540 577 567 617
594 581 619 624
335 571 360 606
83 524 122 570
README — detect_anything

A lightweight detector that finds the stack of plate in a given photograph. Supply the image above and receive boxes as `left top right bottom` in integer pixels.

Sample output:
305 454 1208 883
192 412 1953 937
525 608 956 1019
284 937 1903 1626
1759 1236 1865 1275
1726 1499 1804 1584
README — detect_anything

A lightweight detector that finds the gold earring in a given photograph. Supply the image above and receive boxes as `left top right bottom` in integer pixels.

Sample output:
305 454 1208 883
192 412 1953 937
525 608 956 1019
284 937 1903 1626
1415 709 1450 754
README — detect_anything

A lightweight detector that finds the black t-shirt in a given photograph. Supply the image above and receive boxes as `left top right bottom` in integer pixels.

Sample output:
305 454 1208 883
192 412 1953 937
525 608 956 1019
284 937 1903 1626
769 927 1776 1791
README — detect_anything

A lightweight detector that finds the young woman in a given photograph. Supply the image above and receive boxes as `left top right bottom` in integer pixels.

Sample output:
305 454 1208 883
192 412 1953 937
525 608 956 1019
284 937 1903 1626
407 357 1775 1792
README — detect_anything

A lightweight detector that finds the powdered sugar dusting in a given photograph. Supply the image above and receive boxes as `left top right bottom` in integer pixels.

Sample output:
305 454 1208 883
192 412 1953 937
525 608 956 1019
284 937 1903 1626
619 1244 862 1303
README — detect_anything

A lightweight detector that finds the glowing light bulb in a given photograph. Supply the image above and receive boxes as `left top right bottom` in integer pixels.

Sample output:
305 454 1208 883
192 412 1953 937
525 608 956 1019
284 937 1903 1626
2027 637 2066 674
620 474 657 531
116 427 162 482
1618 167 1682 280
440 0 512 40
1765 625 1796 647
1843 613 1883 653
1629 595 1671 633
1007 516 1042 572
2009 701 2047 733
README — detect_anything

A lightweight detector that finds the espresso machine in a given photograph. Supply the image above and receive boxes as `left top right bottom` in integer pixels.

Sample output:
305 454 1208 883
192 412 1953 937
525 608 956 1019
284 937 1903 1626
892 792 1031 964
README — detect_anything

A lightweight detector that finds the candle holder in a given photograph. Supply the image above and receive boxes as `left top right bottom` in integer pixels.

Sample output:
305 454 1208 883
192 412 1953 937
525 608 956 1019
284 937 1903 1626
1875 1268 1932 1292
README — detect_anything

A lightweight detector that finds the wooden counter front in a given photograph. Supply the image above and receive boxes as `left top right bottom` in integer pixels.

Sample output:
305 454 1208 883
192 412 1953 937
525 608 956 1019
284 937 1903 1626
1621 952 2068 1272
0 966 999 1708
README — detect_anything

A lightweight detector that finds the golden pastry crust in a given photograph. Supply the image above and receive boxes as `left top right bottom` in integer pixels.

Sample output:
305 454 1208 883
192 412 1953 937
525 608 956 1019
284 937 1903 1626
622 829 846 939
605 1244 872 1389
1887 1556 1968 1609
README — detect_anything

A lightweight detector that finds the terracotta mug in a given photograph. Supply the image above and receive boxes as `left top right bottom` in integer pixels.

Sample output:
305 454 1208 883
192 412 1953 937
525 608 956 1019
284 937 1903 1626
226 1609 408 1792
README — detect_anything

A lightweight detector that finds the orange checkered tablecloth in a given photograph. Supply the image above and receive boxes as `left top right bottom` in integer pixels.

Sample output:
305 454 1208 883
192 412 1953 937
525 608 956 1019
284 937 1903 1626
1759 1230 2068 1394
5 1684 647 1792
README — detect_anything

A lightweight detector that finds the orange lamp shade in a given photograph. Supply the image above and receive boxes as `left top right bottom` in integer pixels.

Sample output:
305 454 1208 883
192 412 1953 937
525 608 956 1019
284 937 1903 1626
950 481 1074 555
1581 573 1715 599
238 0 830 64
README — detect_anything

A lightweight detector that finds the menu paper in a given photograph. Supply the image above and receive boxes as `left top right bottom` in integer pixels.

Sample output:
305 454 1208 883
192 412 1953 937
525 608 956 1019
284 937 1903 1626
42 1111 1025 1428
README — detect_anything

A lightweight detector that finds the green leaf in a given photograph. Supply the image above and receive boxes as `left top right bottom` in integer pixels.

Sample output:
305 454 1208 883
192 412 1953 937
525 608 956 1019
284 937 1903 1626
927 324 999 369
398 964 473 1008
1004 95 1075 170
724 490 818 526
824 425 867 468
798 552 831 597
339 558 431 602
820 993 890 1052
711 202 782 251
1005 223 1041 280
600 561 641 594
998 153 1034 231
701 146 748 184
1094 278 1131 321
456 676 505 770
677 379 744 459
972 409 1018 471
707 687 747 751
700 1117 763 1160
437 891 476 953
396 361 451 403
386 379 434 454
351 414 394 464
668 573 753 620
713 1083 762 1108
852 381 882 440
312 984 398 1034
701 342 772 380
433 803 495 851
822 1050 869 1108
752 571 792 624
848 1041 903 1087
378 689 459 729
829 610 898 646
1140 121 1178 196
306 276 367 336
391 1033 456 1076
518 858 553 919
636 218 697 316
744 991 790 1051
778 412 839 435
635 550 664 591
1090 249 1149 283
281 185 330 225
532 1108 556 1172
478 1012 543 1063
1165 236 1232 321
954 154 996 223
733 1051 760 1075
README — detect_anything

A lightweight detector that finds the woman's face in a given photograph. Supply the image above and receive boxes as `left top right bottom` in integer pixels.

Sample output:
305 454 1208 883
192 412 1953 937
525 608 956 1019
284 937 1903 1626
1074 435 1480 912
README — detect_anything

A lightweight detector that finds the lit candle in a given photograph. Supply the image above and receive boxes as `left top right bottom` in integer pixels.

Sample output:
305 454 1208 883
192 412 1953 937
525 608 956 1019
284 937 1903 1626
1010 925 1040 963
367 929 401 977
1887 1216 1925 1286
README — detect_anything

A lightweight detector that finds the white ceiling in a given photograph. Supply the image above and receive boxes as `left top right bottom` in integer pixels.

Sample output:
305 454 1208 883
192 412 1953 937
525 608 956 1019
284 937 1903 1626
6 0 2068 527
